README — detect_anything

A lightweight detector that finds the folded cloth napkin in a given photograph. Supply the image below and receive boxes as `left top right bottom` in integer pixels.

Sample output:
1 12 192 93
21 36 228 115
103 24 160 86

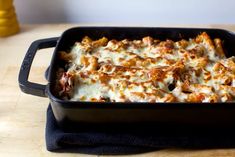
46 104 235 155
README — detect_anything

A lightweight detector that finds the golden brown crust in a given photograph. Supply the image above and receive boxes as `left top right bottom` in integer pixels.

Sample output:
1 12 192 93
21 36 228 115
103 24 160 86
214 38 225 57
58 32 235 103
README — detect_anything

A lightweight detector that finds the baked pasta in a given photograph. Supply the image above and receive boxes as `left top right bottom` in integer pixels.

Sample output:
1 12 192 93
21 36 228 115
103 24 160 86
57 32 235 102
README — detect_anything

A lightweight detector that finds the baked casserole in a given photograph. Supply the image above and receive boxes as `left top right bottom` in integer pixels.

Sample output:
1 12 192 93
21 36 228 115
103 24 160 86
57 32 235 103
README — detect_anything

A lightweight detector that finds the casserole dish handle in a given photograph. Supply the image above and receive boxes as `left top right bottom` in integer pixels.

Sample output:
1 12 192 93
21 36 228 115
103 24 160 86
18 37 59 97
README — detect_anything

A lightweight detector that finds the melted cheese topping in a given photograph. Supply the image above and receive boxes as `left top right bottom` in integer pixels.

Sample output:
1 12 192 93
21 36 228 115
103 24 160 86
58 33 235 103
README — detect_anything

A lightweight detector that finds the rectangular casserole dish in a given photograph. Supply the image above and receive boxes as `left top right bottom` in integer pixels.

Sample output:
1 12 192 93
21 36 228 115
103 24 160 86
19 27 235 129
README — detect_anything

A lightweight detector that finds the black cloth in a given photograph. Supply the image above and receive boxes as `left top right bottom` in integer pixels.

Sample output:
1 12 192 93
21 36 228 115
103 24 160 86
46 105 235 155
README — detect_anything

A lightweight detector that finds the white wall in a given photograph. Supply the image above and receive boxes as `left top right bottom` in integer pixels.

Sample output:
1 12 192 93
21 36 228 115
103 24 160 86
14 0 235 24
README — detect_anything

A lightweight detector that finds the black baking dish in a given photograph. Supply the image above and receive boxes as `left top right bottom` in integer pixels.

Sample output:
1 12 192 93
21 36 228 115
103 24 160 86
19 27 235 129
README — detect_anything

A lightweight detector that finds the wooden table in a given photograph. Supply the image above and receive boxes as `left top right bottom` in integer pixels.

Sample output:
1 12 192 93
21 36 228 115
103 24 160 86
1 24 235 157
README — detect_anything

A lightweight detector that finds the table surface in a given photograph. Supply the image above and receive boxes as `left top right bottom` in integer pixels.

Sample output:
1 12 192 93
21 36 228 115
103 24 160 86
1 24 235 157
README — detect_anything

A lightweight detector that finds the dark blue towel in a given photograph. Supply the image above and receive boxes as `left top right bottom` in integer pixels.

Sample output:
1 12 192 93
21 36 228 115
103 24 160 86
46 105 235 155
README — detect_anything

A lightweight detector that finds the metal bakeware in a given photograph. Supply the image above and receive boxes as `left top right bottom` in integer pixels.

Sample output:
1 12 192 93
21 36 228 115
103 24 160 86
19 27 235 128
